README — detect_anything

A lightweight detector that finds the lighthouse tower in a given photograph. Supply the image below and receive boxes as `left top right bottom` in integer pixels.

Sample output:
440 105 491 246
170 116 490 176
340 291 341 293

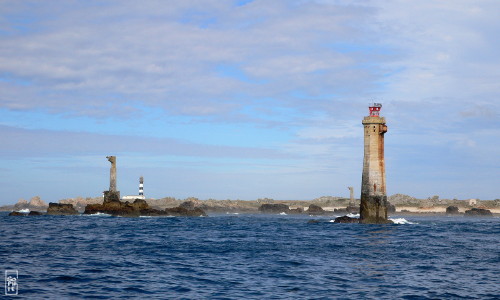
139 176 144 197
360 103 390 223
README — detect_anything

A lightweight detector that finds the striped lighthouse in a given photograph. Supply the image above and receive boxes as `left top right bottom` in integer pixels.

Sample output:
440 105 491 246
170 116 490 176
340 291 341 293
139 176 144 197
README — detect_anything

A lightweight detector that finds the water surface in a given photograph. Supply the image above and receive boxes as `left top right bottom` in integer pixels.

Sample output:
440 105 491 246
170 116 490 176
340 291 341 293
1 213 498 299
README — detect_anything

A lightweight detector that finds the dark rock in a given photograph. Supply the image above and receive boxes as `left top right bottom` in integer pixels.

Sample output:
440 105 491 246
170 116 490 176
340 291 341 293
164 206 207 217
9 211 25 216
333 216 360 223
84 200 138 217
360 217 393 224
179 200 199 210
307 204 325 215
307 219 320 224
131 199 148 210
464 208 493 217
446 206 460 214
258 203 290 214
84 198 206 217
289 207 304 214
28 211 43 216
47 203 79 215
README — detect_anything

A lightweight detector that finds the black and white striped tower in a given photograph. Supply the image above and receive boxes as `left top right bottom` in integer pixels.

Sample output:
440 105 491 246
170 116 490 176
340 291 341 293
139 176 144 197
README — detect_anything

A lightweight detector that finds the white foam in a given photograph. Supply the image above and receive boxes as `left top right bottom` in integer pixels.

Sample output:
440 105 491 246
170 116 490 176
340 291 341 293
17 208 30 213
226 212 239 215
389 218 417 224
279 212 287 215
327 216 417 224
84 212 111 217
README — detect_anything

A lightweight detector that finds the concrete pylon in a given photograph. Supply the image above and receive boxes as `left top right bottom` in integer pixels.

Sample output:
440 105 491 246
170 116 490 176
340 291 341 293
348 186 354 206
107 156 117 192
104 156 120 203
360 104 391 224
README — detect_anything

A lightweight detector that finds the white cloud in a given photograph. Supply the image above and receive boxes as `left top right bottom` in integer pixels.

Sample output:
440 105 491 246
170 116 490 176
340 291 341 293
0 0 499 201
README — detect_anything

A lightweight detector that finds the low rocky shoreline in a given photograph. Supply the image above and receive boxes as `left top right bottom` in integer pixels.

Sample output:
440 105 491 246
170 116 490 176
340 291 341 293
5 199 497 219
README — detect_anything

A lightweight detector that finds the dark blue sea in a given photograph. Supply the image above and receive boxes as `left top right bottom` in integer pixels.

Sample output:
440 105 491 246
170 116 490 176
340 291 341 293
1 213 499 299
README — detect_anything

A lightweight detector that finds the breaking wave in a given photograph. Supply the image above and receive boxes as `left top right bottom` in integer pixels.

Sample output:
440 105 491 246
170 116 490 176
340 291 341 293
389 218 418 224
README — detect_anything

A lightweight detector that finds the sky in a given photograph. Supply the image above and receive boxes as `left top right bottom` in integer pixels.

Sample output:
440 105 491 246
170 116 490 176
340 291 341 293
0 0 499 204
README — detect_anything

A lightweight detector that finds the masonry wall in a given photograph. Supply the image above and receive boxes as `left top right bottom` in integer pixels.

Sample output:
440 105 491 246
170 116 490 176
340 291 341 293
360 116 390 223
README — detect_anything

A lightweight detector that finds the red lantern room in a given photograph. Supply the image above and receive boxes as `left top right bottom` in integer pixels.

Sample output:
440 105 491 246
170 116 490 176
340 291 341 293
369 103 382 117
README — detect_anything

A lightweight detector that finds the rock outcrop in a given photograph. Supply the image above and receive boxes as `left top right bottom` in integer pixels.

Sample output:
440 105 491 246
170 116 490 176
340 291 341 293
8 210 43 216
84 198 206 217
446 206 460 214
46 203 79 215
164 206 207 217
13 196 48 211
258 203 290 214
179 199 201 210
14 199 29 210
29 196 47 208
333 216 360 223
289 207 304 214
84 198 141 217
8 211 25 216
307 204 326 215
28 211 43 216
464 208 492 217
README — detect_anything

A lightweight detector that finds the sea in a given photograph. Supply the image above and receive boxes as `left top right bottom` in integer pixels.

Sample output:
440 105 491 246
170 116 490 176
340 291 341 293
1 212 498 299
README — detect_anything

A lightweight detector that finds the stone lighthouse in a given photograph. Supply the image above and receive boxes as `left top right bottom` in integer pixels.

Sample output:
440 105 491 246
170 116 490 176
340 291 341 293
360 103 391 224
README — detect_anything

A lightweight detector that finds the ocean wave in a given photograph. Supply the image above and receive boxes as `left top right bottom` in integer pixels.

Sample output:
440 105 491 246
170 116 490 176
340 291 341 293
279 212 287 215
346 213 360 218
17 208 30 213
226 212 239 215
390 218 418 224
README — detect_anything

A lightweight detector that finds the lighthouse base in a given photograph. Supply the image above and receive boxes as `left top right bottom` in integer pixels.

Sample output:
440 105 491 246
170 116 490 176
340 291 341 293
103 190 121 204
360 194 392 224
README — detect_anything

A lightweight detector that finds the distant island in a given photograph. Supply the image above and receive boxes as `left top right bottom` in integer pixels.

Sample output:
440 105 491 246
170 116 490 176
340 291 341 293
1 194 499 216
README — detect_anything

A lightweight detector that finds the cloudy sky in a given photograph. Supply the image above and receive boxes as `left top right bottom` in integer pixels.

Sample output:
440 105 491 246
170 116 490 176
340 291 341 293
0 0 498 204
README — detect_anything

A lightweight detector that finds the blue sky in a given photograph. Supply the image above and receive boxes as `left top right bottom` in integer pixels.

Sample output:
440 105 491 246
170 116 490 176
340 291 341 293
0 0 499 204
